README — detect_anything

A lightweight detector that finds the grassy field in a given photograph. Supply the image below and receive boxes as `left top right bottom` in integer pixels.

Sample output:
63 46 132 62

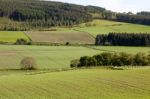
0 68 149 99
0 45 149 69
0 31 29 42
74 19 150 37
26 31 95 44
0 45 102 69
88 46 150 54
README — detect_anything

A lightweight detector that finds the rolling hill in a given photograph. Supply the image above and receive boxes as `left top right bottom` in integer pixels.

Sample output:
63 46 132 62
0 68 149 99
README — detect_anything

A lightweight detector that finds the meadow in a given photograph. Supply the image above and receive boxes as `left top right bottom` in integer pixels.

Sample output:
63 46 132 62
74 19 150 37
0 45 149 69
0 31 29 43
0 68 149 99
0 45 102 69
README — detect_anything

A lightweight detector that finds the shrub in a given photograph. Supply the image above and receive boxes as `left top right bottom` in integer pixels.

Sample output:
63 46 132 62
70 59 80 68
148 54 150 65
79 56 90 67
100 52 113 66
88 57 97 66
66 42 70 46
112 53 123 66
93 54 103 65
133 53 149 66
20 57 36 70
15 38 29 45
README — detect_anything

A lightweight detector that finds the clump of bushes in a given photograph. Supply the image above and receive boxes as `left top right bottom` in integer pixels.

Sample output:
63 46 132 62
15 38 31 45
66 42 70 46
20 57 36 70
70 52 150 68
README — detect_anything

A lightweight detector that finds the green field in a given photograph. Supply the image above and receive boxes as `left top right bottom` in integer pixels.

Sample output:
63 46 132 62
74 19 150 37
0 45 149 69
0 31 29 42
0 68 149 99
0 45 102 69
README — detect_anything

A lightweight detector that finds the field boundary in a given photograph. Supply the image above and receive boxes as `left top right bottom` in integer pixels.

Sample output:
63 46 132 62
23 31 32 42
73 29 96 38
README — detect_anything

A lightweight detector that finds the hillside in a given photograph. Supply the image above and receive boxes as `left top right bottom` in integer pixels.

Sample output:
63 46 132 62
74 19 150 37
0 68 150 99
0 0 105 30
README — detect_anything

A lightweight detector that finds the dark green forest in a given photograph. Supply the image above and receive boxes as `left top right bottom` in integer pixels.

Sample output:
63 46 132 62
96 33 150 46
0 0 150 30
0 0 105 30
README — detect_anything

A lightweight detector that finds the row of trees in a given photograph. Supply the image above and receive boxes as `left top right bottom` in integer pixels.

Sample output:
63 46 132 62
100 11 150 25
96 33 150 46
71 52 150 67
137 11 150 17
114 14 150 25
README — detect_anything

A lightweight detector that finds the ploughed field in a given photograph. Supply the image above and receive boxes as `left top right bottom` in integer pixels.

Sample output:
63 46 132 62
0 68 149 99
25 31 95 44
0 45 149 69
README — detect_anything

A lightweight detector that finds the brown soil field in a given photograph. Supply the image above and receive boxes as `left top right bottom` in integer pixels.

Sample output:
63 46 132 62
26 31 95 44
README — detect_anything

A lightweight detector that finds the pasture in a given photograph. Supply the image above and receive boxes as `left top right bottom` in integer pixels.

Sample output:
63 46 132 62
0 45 102 69
0 68 149 99
0 31 29 43
74 19 150 37
26 31 95 44
0 45 149 69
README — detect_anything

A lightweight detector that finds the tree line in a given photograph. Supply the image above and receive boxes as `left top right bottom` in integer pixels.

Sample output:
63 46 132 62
71 52 150 67
96 33 150 46
100 11 150 25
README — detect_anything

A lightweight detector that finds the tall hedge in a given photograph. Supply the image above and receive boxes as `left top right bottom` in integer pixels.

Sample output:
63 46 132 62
71 52 150 67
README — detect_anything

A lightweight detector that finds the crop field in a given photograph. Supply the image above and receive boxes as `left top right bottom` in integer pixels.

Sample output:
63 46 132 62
74 19 150 37
26 31 95 44
0 45 149 69
0 31 29 42
0 68 149 99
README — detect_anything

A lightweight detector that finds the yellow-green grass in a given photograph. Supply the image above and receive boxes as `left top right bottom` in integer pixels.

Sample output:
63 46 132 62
74 19 150 37
88 46 150 54
0 45 149 69
0 45 102 69
0 31 29 42
0 68 150 99
26 31 95 44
